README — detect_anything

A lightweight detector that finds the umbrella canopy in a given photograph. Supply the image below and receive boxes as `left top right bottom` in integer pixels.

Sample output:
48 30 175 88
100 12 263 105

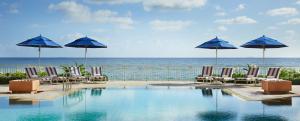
17 35 62 69
243 114 288 121
17 35 62 48
241 35 287 65
65 36 107 68
241 35 287 48
196 37 237 65
65 37 107 48
196 37 237 49
198 111 237 121
18 113 62 121
67 112 107 121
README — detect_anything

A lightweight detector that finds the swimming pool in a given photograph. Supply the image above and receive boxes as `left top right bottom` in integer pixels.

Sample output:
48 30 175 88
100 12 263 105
0 87 299 121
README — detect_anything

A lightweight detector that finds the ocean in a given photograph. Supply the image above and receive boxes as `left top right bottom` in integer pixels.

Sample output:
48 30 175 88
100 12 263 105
1 57 300 66
1 58 300 81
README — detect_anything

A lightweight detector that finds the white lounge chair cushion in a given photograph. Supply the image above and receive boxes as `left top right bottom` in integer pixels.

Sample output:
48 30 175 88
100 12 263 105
196 76 213 80
223 77 234 81
93 74 101 76
222 75 229 78
31 75 38 78
246 77 256 81
247 75 254 78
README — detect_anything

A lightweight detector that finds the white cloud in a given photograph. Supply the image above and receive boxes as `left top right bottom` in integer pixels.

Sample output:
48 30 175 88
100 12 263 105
59 33 85 42
215 5 222 11
92 28 106 33
215 12 227 16
236 4 245 11
266 7 298 16
281 18 300 24
0 2 19 14
149 20 192 31
85 0 141 4
285 30 296 41
214 4 226 17
267 26 277 30
49 1 91 22
49 1 134 29
143 0 206 11
215 16 257 25
286 30 296 35
217 26 227 31
7 3 19 14
85 0 207 11
30 24 46 28
93 10 134 29
296 0 300 4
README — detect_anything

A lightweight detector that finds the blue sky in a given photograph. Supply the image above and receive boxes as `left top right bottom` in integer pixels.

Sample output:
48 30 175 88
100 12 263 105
0 0 300 58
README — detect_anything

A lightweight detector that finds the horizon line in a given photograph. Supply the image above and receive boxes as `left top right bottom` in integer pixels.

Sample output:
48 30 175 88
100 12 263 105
1 57 300 59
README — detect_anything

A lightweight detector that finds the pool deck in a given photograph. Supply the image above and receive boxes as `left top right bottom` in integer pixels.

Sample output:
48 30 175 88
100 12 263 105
0 81 299 101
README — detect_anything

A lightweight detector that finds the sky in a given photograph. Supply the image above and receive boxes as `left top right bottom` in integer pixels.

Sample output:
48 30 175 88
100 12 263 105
0 0 300 58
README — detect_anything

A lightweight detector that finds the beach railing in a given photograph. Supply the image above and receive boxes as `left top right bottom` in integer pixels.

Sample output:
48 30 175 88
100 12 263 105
1 64 300 81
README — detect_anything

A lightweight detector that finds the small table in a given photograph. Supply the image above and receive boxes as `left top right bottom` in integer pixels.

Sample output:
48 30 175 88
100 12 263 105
9 80 40 94
261 80 292 94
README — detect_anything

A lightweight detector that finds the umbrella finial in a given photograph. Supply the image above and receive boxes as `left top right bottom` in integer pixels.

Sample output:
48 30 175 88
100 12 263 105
39 34 42 37
216 36 218 39
262 35 266 37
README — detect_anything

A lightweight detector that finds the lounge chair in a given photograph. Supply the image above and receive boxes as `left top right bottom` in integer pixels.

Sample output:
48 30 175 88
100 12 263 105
90 67 107 81
258 67 281 81
235 67 259 84
202 88 213 97
91 88 103 96
214 67 234 83
68 66 86 83
25 67 39 79
45 66 67 83
25 67 49 83
195 66 214 83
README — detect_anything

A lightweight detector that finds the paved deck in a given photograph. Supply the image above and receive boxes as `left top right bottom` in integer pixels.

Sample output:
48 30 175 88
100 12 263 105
0 81 299 101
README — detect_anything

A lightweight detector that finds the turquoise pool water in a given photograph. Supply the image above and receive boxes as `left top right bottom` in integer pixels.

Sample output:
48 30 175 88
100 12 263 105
0 87 300 121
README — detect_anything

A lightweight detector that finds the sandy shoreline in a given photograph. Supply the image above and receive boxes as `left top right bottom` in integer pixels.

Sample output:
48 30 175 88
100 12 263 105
1 81 300 102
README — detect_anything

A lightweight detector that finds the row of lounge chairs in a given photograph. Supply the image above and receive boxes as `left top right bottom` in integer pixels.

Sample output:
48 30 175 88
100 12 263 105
25 66 107 84
195 66 281 84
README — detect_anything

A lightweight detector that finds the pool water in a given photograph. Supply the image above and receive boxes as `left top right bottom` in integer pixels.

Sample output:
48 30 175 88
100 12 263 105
0 87 300 121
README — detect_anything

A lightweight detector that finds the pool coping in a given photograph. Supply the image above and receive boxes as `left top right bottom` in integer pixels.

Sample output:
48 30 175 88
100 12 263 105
1 81 300 102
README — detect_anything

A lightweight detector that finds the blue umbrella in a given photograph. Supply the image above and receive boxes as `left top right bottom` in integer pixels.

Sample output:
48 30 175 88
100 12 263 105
17 35 62 69
241 35 287 65
196 37 237 65
65 36 107 67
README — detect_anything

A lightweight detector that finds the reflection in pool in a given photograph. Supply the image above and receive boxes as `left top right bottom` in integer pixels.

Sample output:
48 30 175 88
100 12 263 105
0 87 300 121
17 113 62 121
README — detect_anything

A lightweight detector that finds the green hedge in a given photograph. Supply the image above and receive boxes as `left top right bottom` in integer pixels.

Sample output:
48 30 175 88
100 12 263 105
279 68 300 80
0 72 26 84
291 80 300 85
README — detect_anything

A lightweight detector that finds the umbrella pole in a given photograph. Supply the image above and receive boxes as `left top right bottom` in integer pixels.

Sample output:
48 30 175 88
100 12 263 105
84 48 87 68
84 48 88 82
215 48 218 66
38 47 41 71
262 48 265 67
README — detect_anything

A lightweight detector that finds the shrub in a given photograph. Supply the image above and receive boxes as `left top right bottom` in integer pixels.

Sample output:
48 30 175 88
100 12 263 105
232 72 245 78
279 68 300 80
60 63 89 77
38 71 47 77
0 72 26 84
